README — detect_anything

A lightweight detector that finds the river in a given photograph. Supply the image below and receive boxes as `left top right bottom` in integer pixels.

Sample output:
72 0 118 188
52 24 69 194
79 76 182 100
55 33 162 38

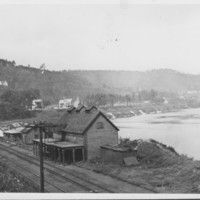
113 108 200 160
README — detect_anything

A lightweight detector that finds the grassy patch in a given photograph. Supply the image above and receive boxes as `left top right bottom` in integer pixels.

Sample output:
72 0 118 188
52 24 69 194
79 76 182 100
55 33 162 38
76 139 200 193
0 161 38 192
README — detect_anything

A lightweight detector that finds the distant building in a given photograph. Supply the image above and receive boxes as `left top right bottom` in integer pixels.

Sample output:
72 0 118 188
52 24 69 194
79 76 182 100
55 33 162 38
21 126 41 144
73 97 81 108
3 125 50 144
58 98 72 109
32 99 43 110
0 81 8 87
3 127 25 142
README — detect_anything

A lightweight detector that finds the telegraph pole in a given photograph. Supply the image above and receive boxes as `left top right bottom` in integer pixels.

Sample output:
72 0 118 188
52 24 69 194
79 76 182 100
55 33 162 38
28 122 45 192
39 122 44 192
28 122 58 192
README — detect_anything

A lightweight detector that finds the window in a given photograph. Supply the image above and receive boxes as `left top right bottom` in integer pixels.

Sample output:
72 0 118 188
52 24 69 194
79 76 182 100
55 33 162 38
35 134 39 139
96 122 104 129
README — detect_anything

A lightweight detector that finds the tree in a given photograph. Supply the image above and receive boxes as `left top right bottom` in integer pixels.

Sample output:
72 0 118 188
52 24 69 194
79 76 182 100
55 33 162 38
150 89 158 101
0 89 40 109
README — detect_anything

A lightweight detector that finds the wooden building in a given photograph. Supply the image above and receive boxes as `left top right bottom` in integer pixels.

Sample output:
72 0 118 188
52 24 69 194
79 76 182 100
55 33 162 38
33 106 119 163
100 144 137 165
3 127 25 142
21 126 48 144
58 106 119 160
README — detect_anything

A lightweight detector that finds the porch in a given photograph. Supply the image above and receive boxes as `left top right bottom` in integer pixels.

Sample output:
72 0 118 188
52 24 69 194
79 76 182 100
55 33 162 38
33 139 85 165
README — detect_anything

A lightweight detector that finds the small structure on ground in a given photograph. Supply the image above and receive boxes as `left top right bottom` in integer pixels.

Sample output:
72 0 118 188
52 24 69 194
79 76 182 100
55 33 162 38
123 156 139 166
100 144 137 165
21 126 47 144
3 127 25 142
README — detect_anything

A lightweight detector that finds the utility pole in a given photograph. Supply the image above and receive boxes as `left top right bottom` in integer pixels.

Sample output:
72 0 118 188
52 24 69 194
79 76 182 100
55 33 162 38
27 122 58 192
39 122 44 192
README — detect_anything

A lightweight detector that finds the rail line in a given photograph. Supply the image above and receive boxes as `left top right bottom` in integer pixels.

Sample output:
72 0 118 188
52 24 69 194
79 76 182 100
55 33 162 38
0 155 65 193
0 144 114 193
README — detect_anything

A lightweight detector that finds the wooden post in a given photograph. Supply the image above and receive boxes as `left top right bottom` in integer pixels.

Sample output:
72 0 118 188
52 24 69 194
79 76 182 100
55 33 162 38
72 149 75 163
50 145 53 161
53 147 56 162
58 148 61 164
35 143 38 156
82 148 85 161
33 142 35 155
62 149 65 165
34 142 36 156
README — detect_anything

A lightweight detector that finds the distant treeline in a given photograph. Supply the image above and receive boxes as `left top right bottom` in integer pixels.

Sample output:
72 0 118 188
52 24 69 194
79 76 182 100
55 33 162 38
1 58 200 120
2 58 200 105
0 89 41 120
84 90 174 107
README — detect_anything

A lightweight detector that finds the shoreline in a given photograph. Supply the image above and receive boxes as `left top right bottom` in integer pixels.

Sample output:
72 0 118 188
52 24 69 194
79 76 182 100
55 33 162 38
112 107 200 161
101 102 190 119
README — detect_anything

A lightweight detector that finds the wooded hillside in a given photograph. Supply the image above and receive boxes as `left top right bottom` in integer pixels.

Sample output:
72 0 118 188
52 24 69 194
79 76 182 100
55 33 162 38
1 58 200 104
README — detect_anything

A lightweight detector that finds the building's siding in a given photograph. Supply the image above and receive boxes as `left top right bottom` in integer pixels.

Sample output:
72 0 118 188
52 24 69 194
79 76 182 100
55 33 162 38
86 115 118 160
53 132 62 140
23 128 44 144
4 133 22 142
100 148 137 165
64 132 84 144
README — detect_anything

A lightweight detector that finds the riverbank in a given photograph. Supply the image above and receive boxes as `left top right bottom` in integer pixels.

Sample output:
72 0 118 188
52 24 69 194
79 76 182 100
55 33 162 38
76 139 200 193
101 101 189 118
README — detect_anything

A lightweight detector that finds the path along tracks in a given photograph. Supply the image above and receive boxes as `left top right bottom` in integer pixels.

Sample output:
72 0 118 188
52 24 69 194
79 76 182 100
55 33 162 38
0 143 114 193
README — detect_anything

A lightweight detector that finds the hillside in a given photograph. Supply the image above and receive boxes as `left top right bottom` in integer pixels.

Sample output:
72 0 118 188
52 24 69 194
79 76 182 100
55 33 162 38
1 59 200 103
71 69 200 92
77 139 200 193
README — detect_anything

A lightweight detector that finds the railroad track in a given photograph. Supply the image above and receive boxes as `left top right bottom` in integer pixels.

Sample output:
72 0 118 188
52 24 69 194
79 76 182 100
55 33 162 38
0 155 65 193
0 144 114 193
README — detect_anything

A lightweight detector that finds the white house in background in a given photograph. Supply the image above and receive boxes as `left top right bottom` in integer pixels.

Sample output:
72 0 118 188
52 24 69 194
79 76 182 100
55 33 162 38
163 97 168 104
59 98 72 109
0 81 8 87
32 99 43 110
0 128 4 137
73 97 81 108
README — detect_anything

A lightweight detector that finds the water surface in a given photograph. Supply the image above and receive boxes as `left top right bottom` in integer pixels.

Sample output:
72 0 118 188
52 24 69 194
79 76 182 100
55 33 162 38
113 108 200 160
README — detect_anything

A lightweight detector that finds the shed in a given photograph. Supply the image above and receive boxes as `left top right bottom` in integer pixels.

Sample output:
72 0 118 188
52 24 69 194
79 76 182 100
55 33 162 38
100 144 137 165
3 127 25 142
21 125 51 144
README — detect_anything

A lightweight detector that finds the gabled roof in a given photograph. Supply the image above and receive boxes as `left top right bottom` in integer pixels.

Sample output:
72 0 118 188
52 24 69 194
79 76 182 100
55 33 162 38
21 127 33 134
75 105 86 112
67 107 76 113
58 109 119 134
85 106 97 112
4 127 25 134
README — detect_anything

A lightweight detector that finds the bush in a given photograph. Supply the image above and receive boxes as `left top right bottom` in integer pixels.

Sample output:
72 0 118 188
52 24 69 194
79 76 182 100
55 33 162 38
0 102 35 121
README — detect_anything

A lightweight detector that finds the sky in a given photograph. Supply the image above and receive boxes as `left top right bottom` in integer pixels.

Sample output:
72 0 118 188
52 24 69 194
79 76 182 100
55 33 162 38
1 1 200 74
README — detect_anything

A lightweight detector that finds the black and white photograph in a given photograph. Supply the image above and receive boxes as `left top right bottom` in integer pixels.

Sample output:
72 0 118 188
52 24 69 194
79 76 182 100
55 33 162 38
0 0 200 199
